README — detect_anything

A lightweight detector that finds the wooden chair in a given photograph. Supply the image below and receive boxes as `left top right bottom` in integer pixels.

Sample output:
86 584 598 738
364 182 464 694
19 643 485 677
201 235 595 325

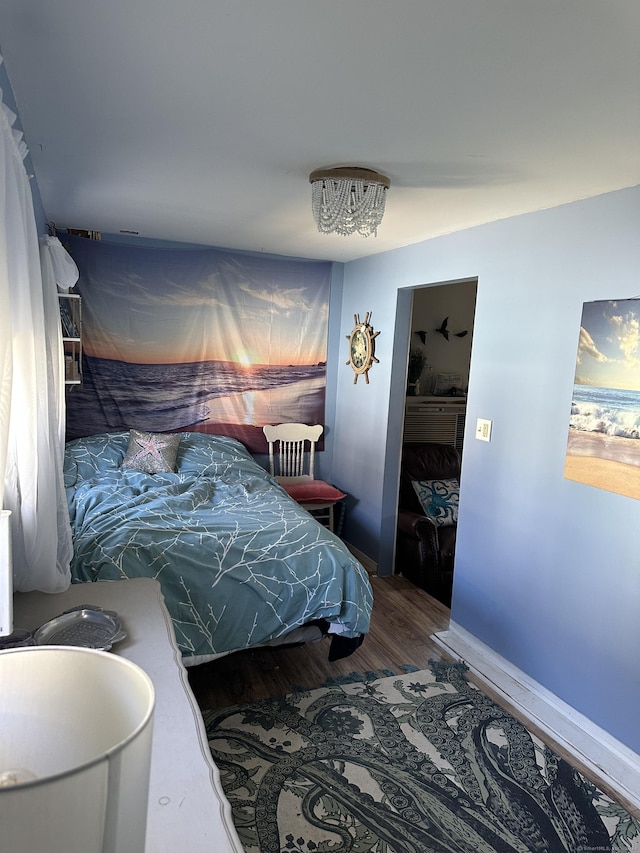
262 423 346 533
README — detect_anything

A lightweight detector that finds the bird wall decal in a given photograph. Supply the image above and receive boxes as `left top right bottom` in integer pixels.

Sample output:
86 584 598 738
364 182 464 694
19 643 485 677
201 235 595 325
436 317 450 339
414 330 427 345
435 317 468 340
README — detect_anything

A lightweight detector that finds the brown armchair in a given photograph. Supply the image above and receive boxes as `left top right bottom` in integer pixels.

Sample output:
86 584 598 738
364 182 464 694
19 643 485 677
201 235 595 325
395 442 461 607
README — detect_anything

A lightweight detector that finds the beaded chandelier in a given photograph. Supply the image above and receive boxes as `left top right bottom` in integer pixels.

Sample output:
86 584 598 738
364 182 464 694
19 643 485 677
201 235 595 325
309 166 390 237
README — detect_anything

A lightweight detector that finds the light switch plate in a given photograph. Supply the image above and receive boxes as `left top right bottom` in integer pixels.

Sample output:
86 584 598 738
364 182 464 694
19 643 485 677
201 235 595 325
476 418 492 442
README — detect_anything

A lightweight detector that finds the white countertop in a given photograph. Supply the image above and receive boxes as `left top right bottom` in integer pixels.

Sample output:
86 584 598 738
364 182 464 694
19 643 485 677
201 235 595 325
13 578 243 853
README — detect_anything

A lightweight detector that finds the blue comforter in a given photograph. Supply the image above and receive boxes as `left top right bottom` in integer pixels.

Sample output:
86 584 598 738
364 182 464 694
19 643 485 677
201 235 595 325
64 432 373 663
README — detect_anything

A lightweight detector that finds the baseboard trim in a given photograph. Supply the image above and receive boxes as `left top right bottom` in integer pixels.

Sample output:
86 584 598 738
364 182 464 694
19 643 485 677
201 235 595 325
433 622 640 811
344 541 377 575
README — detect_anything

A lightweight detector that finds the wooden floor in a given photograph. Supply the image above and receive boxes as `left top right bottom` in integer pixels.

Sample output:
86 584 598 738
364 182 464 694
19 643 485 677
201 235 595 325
188 574 451 710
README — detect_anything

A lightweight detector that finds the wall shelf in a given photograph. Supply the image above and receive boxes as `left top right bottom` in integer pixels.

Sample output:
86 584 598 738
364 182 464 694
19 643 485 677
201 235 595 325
59 292 82 388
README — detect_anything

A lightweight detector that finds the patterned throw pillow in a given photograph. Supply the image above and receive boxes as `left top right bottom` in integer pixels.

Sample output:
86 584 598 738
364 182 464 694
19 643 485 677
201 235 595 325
411 478 459 526
121 429 181 474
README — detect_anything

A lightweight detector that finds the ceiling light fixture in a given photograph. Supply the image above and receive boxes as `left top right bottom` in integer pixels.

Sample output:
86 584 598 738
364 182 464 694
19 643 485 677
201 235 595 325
309 166 390 237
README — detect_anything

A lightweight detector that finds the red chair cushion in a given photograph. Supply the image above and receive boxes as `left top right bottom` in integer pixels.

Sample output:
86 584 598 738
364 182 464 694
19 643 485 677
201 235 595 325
283 481 346 504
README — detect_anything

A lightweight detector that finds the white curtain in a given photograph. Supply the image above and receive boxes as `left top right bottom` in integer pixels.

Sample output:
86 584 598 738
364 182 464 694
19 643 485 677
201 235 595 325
0 55 73 592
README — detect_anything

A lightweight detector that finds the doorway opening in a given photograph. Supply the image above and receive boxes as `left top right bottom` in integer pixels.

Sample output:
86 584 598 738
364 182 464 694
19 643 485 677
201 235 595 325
378 278 477 608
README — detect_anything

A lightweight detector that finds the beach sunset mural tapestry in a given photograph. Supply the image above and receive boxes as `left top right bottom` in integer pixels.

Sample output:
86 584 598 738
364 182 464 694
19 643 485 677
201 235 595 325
564 298 640 500
63 235 332 452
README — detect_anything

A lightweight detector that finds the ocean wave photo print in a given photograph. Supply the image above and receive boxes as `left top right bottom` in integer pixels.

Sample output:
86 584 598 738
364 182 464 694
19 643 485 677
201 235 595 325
565 298 640 499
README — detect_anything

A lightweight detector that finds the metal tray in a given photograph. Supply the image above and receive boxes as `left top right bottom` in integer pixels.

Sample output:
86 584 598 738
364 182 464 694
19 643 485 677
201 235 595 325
34 605 126 651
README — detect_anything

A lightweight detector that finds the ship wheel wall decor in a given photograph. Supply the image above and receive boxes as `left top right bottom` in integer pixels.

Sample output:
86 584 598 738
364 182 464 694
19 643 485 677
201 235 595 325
346 312 380 384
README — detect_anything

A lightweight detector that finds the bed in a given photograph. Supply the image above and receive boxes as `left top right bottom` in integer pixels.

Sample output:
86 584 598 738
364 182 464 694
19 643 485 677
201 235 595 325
64 430 373 666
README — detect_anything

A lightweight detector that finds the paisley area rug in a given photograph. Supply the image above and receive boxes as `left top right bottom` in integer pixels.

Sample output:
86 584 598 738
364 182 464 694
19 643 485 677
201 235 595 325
203 661 640 853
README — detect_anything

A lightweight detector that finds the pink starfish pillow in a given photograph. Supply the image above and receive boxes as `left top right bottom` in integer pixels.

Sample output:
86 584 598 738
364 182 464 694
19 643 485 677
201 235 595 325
121 429 181 474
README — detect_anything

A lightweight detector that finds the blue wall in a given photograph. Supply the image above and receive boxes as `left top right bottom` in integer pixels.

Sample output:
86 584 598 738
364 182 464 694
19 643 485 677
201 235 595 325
333 186 640 753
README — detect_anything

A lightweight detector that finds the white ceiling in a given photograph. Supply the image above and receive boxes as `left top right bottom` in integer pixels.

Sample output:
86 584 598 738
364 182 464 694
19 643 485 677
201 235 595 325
0 1 638 263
